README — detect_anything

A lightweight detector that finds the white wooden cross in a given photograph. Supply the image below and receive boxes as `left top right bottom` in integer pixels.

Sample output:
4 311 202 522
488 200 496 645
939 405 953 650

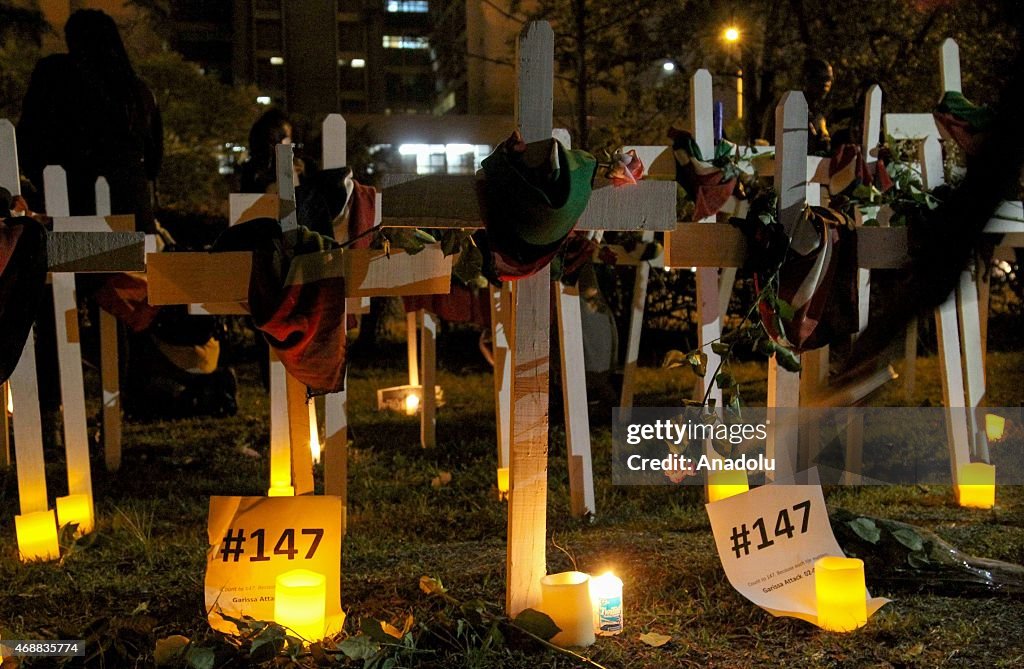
146 117 454 538
379 22 677 615
1 119 145 558
883 37 1004 476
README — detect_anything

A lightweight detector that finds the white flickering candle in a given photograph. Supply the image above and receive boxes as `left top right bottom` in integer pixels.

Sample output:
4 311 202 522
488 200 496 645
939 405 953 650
540 571 595 648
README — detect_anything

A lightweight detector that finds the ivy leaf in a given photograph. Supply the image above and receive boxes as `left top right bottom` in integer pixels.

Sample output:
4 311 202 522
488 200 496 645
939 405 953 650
186 646 216 669
715 371 735 390
662 349 688 369
440 229 470 256
711 341 730 355
774 297 795 321
847 517 881 544
339 634 379 661
891 527 925 552
452 241 483 285
907 551 931 569
513 608 561 641
249 627 285 663
773 346 802 373
639 632 672 647
687 351 708 377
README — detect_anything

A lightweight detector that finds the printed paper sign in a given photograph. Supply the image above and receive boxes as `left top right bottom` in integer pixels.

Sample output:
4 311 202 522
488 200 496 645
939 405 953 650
205 496 344 637
705 473 888 625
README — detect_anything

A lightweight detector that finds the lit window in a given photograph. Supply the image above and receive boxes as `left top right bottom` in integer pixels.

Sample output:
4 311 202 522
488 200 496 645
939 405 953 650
256 95 272 105
382 35 429 49
351 58 366 68
270 56 284 65
387 0 429 11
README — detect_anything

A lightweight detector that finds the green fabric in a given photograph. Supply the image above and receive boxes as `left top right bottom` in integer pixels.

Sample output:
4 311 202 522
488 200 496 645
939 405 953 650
480 138 597 246
936 91 994 131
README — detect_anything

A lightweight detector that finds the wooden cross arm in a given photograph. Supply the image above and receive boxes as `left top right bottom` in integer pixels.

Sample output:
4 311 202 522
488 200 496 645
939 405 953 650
47 231 146 272
665 213 1024 270
380 174 678 232
664 224 911 270
146 246 452 306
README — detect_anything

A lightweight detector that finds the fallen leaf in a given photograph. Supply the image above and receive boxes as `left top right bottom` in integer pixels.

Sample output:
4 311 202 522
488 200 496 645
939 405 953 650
381 621 404 639
154 635 189 666
419 575 446 596
639 632 672 647
431 471 453 488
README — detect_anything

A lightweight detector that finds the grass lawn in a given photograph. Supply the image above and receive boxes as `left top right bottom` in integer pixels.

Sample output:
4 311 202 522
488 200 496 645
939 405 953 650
1 334 1022 668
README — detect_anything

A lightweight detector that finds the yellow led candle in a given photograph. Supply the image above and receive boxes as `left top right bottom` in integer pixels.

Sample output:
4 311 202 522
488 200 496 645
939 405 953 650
956 463 996 509
814 557 867 632
15 509 60 562
539 571 595 648
274 569 327 643
56 493 95 536
267 485 295 497
497 467 509 500
707 468 749 503
590 572 623 636
985 414 1005 442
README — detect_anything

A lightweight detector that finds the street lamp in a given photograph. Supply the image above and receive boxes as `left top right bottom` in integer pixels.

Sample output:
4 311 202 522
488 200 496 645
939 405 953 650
721 26 743 119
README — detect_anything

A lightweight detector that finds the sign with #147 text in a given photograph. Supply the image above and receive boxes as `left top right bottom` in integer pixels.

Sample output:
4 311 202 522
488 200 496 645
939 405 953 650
205 496 344 637
704 472 888 626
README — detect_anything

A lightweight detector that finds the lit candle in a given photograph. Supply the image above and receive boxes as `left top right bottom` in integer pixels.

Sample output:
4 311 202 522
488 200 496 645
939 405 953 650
590 572 623 636
56 493 95 536
404 391 421 416
707 468 749 503
308 401 321 464
15 509 60 562
274 569 326 643
267 485 295 497
497 467 509 500
814 556 867 632
956 462 996 509
540 571 595 648
985 414 1005 442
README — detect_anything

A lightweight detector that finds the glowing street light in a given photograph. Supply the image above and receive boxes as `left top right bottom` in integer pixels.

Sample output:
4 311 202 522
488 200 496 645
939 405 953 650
723 26 740 43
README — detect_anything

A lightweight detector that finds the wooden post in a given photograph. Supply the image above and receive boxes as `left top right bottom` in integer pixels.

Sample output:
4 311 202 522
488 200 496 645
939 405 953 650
506 20 553 617
44 166 94 503
765 92 809 482
491 285 512 496
843 84 883 483
616 145 667 415
554 282 595 517
691 70 724 408
406 311 420 386
0 120 15 470
420 310 438 448
94 177 123 471
883 108 977 481
321 114 350 526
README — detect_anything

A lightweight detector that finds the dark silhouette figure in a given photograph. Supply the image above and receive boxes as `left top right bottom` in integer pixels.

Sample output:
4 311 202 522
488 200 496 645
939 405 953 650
239 108 294 194
17 9 162 232
804 58 834 155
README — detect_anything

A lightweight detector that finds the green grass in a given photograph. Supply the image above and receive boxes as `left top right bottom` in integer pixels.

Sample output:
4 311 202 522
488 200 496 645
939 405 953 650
1 341 1023 667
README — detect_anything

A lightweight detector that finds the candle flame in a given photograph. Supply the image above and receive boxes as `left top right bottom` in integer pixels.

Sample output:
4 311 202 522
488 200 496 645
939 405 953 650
6 384 12 414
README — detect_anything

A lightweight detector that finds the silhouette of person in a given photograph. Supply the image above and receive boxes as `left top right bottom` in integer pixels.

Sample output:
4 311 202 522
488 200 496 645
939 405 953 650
17 9 162 232
804 58 834 155
239 108 300 194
